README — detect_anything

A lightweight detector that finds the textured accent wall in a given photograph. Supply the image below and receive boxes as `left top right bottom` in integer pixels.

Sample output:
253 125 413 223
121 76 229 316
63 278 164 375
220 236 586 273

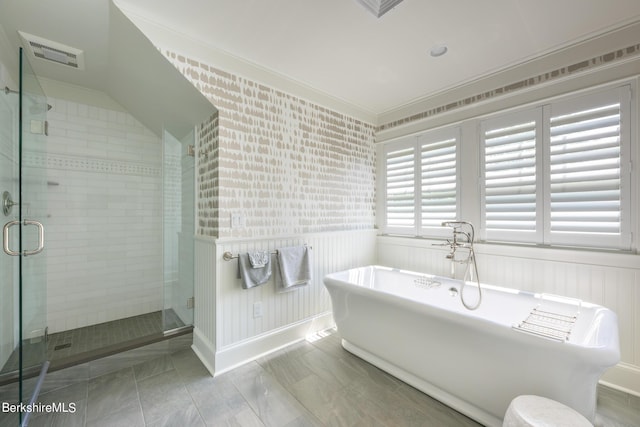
196 113 219 237
379 42 640 132
165 52 376 239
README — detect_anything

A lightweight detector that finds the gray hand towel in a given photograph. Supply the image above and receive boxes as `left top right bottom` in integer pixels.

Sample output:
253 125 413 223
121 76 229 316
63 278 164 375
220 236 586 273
275 245 312 292
237 252 272 289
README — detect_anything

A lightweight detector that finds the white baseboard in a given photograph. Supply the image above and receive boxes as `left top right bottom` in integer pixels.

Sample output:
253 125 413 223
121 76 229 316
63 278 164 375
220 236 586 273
600 362 640 397
192 326 216 376
212 312 334 376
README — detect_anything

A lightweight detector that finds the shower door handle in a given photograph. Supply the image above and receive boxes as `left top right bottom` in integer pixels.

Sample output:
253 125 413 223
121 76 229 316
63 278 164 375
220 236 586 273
3 220 20 256
23 220 44 256
2 219 44 256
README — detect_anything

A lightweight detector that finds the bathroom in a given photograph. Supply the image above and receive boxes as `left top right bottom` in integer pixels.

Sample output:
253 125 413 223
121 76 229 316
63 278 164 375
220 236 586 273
1 0 639 426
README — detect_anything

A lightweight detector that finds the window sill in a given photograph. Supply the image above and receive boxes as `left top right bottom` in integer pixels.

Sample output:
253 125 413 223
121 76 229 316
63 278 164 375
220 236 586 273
377 234 639 270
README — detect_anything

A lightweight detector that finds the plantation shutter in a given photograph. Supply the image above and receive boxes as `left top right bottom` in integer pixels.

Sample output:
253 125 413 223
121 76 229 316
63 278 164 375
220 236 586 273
419 129 458 235
481 110 541 243
546 87 631 249
384 139 416 233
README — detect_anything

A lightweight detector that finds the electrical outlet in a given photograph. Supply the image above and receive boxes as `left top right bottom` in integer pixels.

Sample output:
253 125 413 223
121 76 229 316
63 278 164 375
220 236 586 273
253 302 263 318
231 213 244 228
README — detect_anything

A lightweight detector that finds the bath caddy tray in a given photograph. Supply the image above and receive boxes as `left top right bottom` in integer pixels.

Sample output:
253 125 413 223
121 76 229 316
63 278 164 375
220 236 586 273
513 296 580 342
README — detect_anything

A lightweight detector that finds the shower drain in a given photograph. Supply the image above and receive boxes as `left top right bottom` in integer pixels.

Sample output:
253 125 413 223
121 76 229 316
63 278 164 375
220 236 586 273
54 343 72 351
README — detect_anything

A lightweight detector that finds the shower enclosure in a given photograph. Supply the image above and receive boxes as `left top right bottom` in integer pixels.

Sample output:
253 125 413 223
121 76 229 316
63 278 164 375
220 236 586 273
1 47 197 425
0 48 49 427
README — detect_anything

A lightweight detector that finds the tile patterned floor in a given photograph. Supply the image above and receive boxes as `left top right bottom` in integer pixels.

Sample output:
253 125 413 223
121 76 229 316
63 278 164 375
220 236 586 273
1 330 638 427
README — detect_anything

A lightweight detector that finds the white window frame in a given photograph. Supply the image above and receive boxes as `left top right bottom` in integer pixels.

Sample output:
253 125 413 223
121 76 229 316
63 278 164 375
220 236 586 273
417 127 461 238
382 137 418 235
479 84 632 250
543 86 632 250
381 126 461 238
480 108 543 243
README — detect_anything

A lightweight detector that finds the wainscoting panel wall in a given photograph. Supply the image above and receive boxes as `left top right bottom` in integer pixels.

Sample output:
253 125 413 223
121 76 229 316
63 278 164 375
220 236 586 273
216 229 377 347
377 235 640 396
193 235 217 373
192 229 377 374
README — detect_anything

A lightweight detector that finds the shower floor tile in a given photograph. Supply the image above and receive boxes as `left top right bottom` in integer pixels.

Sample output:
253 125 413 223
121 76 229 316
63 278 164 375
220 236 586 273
0 309 186 376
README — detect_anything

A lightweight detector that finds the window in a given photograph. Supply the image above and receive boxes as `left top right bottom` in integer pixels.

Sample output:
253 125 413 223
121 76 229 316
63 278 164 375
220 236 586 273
383 127 460 237
480 85 631 250
384 139 416 233
419 130 458 232
480 110 542 243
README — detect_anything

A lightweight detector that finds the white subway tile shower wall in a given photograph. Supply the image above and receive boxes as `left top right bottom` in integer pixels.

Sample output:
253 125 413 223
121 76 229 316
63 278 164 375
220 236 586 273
29 98 163 334
166 53 376 238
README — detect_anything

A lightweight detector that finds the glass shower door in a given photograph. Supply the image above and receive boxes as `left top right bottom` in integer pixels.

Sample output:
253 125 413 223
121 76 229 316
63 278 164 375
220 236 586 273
18 46 49 399
0 59 20 427
162 128 195 332
0 46 48 426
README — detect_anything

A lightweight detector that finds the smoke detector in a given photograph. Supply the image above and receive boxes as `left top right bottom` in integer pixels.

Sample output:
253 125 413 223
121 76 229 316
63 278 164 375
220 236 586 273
356 0 405 17
18 31 85 70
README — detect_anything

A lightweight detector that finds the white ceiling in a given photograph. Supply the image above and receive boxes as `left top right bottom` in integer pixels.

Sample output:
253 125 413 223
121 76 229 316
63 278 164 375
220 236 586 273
1 0 639 121
114 0 640 116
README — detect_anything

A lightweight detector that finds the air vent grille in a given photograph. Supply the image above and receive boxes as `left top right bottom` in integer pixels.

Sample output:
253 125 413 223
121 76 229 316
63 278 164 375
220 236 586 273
18 31 85 70
30 42 79 68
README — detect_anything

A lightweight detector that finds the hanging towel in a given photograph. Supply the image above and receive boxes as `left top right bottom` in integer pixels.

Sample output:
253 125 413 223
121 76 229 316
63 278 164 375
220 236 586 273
237 252 272 289
274 245 312 292
248 250 270 268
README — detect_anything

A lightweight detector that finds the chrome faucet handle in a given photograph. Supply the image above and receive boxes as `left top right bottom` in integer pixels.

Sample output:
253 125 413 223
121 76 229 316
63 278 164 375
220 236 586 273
432 239 452 247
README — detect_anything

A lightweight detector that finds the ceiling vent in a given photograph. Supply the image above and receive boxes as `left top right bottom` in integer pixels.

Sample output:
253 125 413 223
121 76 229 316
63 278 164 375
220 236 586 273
356 0 405 17
18 31 85 70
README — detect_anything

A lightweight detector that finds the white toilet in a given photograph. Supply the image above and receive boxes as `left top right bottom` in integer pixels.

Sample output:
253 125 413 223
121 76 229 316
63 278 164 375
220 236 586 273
503 395 593 427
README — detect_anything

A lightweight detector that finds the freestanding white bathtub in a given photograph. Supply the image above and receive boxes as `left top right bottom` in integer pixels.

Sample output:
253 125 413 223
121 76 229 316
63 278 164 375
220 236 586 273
323 265 620 427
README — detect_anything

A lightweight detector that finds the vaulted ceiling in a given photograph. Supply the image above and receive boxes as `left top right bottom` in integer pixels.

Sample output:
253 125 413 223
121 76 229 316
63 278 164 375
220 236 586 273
1 0 639 124
114 0 640 116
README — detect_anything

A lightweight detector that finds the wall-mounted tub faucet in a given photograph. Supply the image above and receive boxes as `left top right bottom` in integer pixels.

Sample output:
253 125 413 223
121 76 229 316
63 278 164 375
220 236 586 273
440 221 482 310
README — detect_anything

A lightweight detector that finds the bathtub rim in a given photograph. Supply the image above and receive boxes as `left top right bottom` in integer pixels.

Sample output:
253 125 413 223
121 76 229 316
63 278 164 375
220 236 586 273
323 264 620 359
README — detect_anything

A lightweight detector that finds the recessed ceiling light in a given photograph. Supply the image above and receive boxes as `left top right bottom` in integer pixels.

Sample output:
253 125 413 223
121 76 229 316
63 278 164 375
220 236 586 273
430 44 448 58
